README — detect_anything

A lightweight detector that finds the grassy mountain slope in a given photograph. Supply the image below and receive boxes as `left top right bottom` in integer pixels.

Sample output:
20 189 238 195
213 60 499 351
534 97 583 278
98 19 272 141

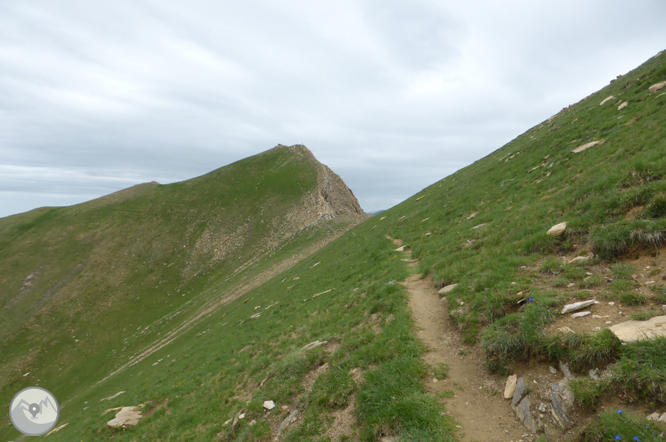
2 51 665 442
0 144 367 438
371 50 666 438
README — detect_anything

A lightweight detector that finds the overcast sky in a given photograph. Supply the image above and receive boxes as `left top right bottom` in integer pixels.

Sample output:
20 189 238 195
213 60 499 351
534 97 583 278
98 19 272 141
1 1 665 217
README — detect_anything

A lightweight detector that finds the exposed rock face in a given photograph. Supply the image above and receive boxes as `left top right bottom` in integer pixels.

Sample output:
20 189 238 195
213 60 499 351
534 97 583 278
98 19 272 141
289 145 365 221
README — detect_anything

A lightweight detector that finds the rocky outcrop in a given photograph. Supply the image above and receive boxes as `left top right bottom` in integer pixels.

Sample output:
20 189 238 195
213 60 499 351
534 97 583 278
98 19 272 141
288 145 365 221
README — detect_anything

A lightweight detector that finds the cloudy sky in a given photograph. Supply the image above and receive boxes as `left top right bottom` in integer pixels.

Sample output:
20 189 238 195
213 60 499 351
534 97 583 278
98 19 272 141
1 1 665 217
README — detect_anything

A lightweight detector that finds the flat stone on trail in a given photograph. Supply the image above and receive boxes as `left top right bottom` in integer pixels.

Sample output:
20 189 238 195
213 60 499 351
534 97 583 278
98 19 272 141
504 374 518 399
571 311 591 318
547 222 567 236
600 95 614 105
572 141 603 153
263 400 275 410
649 81 666 93
561 299 598 314
609 315 666 343
107 406 143 428
438 283 458 295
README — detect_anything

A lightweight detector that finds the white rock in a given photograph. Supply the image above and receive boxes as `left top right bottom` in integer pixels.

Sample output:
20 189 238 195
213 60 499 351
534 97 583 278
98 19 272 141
647 412 660 421
572 311 591 318
394 246 405 252
609 315 666 343
600 95 614 105
608 302 615 306
547 222 567 236
504 374 518 400
568 255 591 264
659 412 666 423
558 326 576 334
107 406 143 428
561 299 597 314
617 101 628 110
438 283 459 295
264 400 276 410
572 141 603 154
649 81 666 93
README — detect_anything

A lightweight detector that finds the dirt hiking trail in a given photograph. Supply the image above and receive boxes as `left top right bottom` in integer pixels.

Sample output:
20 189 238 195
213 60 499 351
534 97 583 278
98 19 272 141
393 238 529 442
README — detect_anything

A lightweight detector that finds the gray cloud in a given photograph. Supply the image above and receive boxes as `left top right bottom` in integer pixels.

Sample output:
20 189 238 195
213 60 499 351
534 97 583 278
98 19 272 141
1 0 665 217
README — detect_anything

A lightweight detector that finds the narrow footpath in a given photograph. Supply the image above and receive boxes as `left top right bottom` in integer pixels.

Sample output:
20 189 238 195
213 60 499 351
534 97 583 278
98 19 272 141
393 239 529 442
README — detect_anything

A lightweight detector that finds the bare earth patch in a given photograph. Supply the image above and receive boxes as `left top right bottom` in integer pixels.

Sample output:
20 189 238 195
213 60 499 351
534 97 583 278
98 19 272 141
397 241 527 441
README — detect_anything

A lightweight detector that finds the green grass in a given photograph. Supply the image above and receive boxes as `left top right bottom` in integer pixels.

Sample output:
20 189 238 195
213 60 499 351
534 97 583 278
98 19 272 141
577 410 664 442
2 49 666 441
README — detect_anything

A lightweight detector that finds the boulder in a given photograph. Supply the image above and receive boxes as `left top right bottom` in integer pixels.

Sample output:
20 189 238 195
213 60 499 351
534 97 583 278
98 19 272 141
609 315 666 343
438 283 458 295
515 396 538 433
504 374 518 399
550 381 574 428
263 400 275 410
547 222 567 236
561 299 597 314
572 141 603 154
649 81 666 93
107 406 143 428
599 95 614 105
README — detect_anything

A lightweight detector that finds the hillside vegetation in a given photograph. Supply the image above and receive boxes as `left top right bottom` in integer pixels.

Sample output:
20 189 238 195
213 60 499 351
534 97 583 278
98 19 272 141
1 51 665 441
0 144 367 439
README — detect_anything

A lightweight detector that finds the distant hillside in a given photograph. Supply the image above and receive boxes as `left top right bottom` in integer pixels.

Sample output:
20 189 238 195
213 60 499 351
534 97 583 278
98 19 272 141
0 144 366 430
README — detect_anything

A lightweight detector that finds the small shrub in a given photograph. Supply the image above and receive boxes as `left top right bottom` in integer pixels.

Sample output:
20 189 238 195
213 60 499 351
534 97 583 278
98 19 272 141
433 363 450 380
610 279 634 294
579 410 664 442
540 257 562 275
631 310 659 321
619 292 646 306
577 275 602 288
562 266 587 280
590 222 632 258
570 377 610 407
552 277 570 288
612 263 634 279
613 337 666 403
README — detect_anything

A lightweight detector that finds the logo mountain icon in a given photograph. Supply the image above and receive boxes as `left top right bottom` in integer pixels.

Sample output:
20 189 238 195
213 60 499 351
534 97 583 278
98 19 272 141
9 387 59 436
